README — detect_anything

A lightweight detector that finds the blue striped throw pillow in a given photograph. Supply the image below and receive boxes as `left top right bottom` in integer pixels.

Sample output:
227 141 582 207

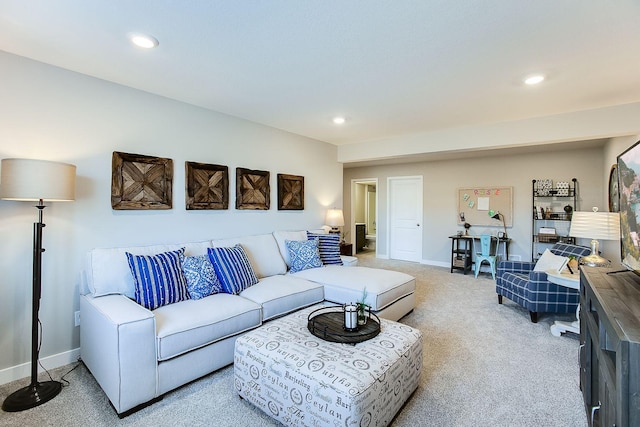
207 244 258 294
126 248 189 310
307 232 343 266
286 238 323 273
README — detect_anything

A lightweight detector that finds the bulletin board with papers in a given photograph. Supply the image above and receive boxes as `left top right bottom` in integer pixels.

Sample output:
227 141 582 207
457 187 513 227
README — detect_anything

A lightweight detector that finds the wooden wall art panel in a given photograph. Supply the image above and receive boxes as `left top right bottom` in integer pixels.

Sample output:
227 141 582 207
111 151 173 210
236 167 270 210
277 174 304 210
185 162 229 210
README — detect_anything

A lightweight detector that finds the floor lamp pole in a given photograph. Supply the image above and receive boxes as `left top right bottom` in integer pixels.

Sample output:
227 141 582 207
2 202 62 412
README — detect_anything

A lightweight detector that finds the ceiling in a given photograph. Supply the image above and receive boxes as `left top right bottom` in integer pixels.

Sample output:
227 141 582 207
1 1 640 149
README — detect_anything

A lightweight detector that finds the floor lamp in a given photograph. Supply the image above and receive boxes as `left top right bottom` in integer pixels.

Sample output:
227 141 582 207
0 158 76 412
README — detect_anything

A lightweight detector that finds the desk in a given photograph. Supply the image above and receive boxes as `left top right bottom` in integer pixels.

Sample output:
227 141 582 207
546 269 580 337
449 235 511 274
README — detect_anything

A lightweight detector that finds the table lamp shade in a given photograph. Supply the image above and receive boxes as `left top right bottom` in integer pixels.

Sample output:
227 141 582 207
326 209 345 227
569 210 620 241
0 159 76 202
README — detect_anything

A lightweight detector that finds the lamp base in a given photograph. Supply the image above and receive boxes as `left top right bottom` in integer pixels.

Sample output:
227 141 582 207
580 253 611 268
2 380 62 412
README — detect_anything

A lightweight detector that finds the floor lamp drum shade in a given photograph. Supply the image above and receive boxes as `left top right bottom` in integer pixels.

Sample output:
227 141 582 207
0 159 76 201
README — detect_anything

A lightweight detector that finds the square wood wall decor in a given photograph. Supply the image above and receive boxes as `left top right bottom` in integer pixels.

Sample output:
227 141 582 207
277 174 304 210
236 167 270 210
111 151 173 210
185 162 229 210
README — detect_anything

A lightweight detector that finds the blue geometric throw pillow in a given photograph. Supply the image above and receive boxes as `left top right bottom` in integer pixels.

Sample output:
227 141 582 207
126 248 189 310
286 238 323 273
307 232 343 266
207 244 259 295
182 255 222 299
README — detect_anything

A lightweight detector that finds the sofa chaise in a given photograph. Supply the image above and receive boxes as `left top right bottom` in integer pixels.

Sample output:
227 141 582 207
79 230 416 416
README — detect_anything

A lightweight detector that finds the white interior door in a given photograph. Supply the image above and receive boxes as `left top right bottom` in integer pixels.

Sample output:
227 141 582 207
388 176 423 262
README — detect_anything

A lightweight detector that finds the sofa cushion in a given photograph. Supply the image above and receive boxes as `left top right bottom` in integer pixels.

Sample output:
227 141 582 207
286 238 323 273
307 232 343 266
85 241 212 298
182 255 222 299
126 249 190 310
291 265 415 311
273 230 307 267
208 245 259 295
153 293 262 361
212 234 287 278
239 275 324 321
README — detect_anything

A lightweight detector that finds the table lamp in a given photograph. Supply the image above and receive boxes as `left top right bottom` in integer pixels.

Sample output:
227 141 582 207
326 208 345 234
1 158 76 412
569 207 620 267
490 211 507 238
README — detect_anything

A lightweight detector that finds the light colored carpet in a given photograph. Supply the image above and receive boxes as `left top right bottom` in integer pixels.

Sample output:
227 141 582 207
0 254 587 426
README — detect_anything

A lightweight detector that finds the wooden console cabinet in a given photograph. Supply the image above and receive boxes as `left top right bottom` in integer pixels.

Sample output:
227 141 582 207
580 267 640 427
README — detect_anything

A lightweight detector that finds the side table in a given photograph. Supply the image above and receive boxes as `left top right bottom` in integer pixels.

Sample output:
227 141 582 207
449 235 473 274
339 242 353 256
546 269 580 337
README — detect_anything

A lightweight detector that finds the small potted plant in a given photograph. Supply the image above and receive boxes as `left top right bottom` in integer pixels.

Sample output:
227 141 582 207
356 288 369 325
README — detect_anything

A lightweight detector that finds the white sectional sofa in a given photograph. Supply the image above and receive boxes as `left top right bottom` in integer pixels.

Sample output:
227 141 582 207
79 230 416 416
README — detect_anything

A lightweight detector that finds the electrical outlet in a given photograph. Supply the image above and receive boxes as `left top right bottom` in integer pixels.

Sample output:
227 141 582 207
74 311 80 327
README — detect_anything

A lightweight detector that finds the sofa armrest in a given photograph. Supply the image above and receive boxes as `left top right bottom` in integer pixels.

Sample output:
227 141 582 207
340 255 358 266
80 294 157 414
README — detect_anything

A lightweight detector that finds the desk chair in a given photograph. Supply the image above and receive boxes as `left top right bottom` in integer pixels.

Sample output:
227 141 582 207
474 234 499 279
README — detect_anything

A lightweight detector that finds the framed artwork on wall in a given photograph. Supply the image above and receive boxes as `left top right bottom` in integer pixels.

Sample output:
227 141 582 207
609 164 619 212
236 167 270 210
111 151 173 210
185 162 229 210
277 174 304 210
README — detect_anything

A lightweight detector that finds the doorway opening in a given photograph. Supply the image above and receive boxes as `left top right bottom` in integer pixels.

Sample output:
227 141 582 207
350 178 378 256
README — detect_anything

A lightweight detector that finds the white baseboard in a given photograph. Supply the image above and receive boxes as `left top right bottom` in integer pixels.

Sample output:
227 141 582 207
421 259 450 268
0 347 80 386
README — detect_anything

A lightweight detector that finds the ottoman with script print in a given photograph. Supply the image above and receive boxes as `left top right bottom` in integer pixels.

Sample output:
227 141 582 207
234 306 422 427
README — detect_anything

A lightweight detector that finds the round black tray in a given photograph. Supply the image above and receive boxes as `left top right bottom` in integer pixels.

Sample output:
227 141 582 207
307 306 380 343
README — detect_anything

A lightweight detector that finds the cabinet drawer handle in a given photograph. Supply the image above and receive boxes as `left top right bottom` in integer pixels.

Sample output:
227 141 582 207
578 344 584 367
590 403 600 425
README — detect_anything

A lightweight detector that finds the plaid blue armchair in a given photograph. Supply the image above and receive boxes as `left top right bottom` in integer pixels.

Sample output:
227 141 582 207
496 243 591 322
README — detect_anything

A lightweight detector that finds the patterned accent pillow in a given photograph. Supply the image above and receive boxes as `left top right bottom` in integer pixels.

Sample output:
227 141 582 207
207 244 259 295
126 248 189 310
182 255 222 299
286 238 323 273
307 232 343 266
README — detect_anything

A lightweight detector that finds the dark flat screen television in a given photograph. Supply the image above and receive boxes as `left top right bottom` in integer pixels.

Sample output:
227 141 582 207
617 140 640 274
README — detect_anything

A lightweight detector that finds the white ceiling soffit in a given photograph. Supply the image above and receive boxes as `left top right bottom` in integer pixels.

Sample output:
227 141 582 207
343 138 609 169
0 1 639 147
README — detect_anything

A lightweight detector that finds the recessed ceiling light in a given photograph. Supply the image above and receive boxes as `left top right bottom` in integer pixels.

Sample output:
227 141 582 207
333 116 346 125
129 33 159 49
524 74 545 85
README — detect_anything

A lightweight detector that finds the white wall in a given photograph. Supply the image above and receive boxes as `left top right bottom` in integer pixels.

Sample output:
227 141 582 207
344 145 606 266
0 51 342 380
